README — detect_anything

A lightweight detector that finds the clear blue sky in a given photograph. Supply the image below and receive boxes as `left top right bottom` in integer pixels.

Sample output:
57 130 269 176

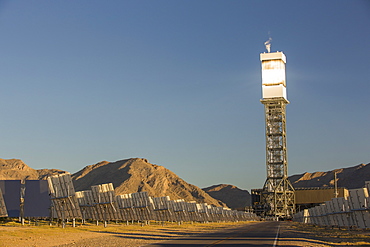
0 0 369 191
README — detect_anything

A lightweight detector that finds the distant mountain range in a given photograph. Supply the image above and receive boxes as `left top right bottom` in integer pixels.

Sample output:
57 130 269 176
289 162 370 189
0 158 225 207
202 184 251 210
0 157 369 209
0 158 65 180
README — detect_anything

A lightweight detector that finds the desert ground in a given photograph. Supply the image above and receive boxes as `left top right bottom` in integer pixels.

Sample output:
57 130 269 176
1 220 370 246
278 222 370 246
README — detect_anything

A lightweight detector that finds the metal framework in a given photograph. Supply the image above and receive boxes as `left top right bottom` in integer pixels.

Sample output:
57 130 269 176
260 97 295 218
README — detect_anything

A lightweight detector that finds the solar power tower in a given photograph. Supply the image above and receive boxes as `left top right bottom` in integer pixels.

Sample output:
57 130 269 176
259 42 295 219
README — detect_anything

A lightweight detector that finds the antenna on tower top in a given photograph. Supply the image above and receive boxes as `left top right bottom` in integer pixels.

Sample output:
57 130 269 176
264 37 272 53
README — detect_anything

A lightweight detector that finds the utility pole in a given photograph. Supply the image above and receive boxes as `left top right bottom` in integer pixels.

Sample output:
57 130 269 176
334 171 339 198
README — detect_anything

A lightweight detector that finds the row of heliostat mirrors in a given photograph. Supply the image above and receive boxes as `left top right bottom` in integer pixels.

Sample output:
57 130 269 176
48 173 259 226
0 180 51 218
293 181 370 229
0 187 7 217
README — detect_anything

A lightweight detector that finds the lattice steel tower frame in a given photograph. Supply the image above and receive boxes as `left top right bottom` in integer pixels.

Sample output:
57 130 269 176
259 49 295 219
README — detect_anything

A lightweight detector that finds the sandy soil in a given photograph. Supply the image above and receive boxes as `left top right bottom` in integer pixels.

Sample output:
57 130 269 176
1 221 370 247
279 222 370 246
0 221 253 247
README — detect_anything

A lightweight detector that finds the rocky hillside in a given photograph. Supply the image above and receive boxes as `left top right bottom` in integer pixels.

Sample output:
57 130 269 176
3 156 369 207
0 157 225 207
72 158 225 207
202 184 251 210
289 162 370 189
0 158 65 180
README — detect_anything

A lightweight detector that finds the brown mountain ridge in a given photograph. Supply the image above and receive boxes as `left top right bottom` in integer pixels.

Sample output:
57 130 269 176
72 158 225 207
2 157 370 209
289 162 370 189
0 158 65 180
202 184 251 210
0 157 225 207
